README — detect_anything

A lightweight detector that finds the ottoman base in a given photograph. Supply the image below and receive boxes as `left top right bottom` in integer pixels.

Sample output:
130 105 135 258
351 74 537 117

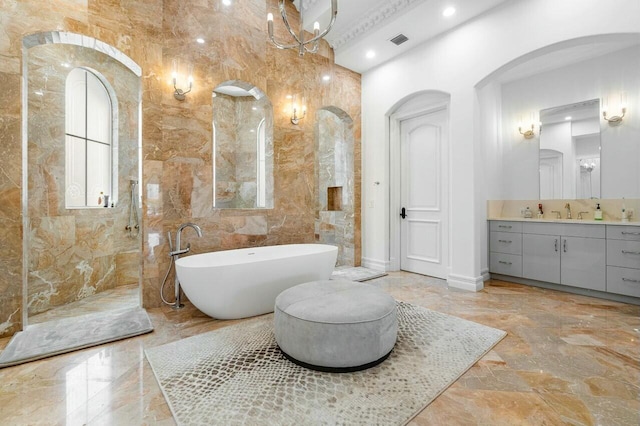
279 347 393 373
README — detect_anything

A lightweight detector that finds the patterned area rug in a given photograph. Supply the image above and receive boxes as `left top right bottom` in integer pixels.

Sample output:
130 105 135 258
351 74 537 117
0 307 153 368
331 266 388 281
145 302 506 425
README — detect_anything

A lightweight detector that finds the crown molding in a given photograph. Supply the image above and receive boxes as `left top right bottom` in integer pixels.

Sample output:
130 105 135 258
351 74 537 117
330 0 422 50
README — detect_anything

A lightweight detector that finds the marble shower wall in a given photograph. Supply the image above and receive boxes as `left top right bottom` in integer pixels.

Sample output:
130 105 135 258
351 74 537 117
316 108 357 266
26 43 141 317
0 0 361 337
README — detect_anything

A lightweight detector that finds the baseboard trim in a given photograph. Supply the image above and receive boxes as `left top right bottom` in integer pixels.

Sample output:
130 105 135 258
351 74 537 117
481 268 490 282
447 273 485 292
361 257 391 272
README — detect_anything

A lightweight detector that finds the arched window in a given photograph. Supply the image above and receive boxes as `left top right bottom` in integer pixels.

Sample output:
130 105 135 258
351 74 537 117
65 68 114 208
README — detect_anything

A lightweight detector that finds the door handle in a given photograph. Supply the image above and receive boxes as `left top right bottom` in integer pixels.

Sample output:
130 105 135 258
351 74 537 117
400 207 407 219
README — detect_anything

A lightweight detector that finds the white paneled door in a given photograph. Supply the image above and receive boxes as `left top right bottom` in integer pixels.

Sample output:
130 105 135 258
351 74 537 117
400 108 448 278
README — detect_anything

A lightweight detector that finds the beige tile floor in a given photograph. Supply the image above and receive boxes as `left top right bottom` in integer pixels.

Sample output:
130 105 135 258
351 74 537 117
0 272 638 425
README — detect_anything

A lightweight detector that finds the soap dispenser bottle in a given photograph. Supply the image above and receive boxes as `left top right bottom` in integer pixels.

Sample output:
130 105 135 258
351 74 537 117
537 203 544 219
594 203 603 221
622 198 628 222
524 207 533 218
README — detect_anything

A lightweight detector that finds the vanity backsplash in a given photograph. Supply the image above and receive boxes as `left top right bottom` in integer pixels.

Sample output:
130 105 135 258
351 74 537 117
488 199 639 222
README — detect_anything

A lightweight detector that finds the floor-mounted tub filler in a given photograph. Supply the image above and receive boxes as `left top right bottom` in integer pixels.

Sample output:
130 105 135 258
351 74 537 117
175 244 338 319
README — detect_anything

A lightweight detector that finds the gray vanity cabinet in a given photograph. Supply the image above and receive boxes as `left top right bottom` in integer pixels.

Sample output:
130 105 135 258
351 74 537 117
522 234 560 283
560 236 606 291
521 222 605 291
606 225 640 298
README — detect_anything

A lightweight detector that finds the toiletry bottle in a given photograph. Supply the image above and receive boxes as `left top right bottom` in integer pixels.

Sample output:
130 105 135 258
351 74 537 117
537 203 544 219
524 207 532 218
98 191 103 205
622 198 628 222
104 194 110 207
594 203 603 220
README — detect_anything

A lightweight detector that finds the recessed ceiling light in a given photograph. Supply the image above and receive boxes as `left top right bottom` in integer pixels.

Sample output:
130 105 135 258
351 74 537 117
222 0 231 5
322 75 331 82
366 50 376 59
565 116 572 120
196 38 205 44
61 62 70 68
286 94 293 99
442 6 456 17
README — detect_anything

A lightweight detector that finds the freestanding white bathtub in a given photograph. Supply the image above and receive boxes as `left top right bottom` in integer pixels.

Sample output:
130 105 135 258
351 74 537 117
175 244 338 319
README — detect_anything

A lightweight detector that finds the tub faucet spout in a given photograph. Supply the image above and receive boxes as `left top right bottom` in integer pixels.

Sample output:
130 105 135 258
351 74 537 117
164 223 203 310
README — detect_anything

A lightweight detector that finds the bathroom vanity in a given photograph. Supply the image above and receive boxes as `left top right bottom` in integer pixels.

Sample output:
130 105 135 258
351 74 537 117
489 219 640 304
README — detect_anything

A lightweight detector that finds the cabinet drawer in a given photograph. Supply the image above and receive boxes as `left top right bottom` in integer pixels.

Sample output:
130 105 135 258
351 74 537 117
607 240 640 269
490 253 522 277
607 225 640 241
522 222 604 238
607 266 640 298
490 221 522 233
490 231 522 255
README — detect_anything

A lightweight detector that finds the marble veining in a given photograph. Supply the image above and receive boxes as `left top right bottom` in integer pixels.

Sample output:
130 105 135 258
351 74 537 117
0 273 638 424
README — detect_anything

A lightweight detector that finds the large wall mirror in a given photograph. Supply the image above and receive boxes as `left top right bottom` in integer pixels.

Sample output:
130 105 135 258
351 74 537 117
497 38 640 200
213 80 274 209
539 99 601 199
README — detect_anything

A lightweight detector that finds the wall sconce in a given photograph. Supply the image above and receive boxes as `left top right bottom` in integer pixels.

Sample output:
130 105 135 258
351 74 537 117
290 94 306 125
518 123 535 139
602 93 627 125
172 59 193 101
518 113 537 139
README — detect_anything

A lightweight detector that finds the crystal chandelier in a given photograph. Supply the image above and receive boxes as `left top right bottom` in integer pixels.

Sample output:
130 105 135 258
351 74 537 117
267 0 338 57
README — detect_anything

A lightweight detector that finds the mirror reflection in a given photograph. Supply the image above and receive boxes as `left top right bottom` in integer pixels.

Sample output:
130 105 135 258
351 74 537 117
213 81 274 209
539 99 600 199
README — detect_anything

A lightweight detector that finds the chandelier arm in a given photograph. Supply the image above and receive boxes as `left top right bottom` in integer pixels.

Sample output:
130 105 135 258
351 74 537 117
306 0 338 43
268 33 304 50
279 0 304 45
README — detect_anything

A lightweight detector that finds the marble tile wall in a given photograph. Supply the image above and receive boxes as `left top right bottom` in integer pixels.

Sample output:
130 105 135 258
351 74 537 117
316 108 357 266
0 0 361 337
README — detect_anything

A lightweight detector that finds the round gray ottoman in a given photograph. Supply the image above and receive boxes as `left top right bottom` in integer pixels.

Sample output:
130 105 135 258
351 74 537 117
274 279 397 372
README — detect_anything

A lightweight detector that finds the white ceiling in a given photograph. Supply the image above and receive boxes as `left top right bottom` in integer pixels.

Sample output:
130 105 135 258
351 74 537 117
293 0 510 74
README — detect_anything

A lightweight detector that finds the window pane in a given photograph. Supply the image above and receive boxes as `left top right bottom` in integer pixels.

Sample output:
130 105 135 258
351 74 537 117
65 68 86 138
86 141 111 207
86 73 111 143
65 135 86 207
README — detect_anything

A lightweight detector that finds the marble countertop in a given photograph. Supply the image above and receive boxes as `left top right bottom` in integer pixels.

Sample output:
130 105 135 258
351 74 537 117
488 217 639 226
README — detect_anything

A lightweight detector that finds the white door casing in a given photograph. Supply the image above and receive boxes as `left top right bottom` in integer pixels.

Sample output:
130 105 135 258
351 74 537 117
398 108 449 278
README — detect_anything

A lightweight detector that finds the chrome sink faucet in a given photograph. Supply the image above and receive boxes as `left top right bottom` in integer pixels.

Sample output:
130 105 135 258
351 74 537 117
577 211 589 220
565 203 572 219
551 210 561 219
